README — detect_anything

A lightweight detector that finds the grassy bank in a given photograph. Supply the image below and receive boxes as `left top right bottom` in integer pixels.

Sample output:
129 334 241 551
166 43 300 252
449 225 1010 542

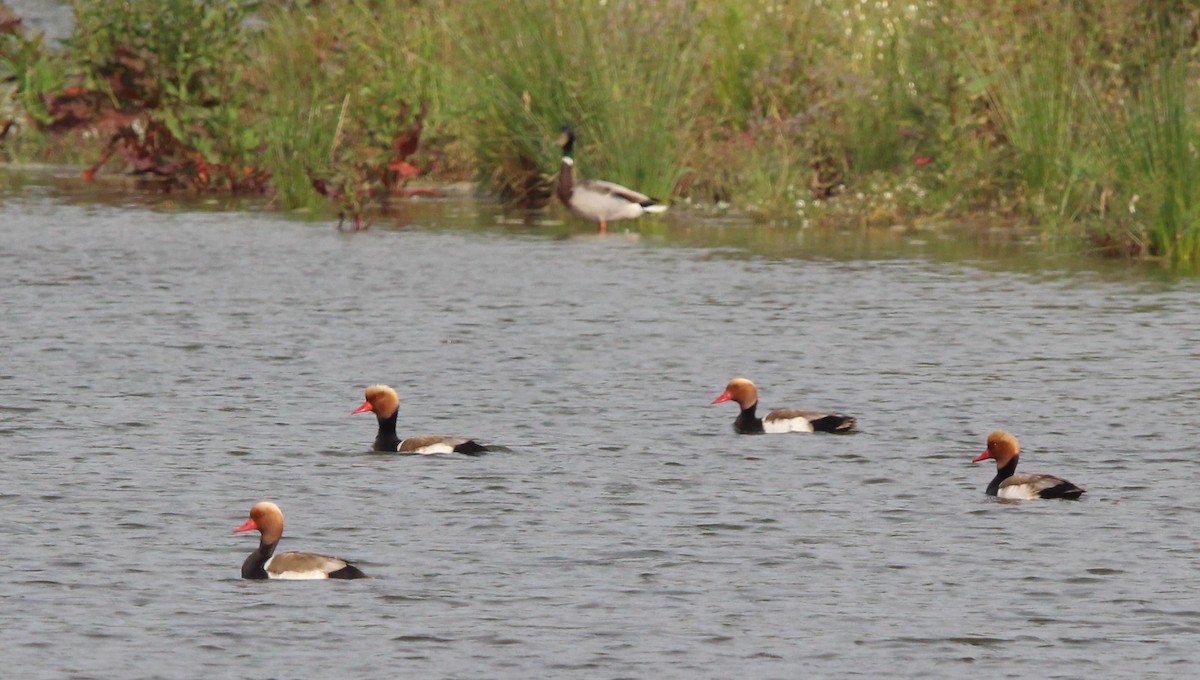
1 0 1198 263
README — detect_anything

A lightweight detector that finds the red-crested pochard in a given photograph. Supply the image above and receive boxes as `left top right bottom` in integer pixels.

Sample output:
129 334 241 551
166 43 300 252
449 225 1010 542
710 378 857 434
352 384 488 454
557 126 667 234
973 431 1085 500
233 501 368 580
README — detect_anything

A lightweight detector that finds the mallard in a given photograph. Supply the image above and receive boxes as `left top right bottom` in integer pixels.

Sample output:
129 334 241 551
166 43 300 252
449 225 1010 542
556 126 667 234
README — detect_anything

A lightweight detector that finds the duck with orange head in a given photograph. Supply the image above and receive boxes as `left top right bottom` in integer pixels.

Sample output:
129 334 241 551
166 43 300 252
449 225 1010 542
233 502 368 580
710 378 856 434
973 431 1085 500
353 384 488 454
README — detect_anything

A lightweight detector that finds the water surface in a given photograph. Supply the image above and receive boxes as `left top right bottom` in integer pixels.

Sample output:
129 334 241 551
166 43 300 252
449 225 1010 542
3 178 1200 678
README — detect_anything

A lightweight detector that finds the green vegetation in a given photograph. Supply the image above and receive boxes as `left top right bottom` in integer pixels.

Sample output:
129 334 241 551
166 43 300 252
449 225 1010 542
461 0 700 204
0 0 1198 263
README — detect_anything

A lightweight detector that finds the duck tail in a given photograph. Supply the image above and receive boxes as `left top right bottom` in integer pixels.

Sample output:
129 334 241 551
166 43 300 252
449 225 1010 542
809 414 857 433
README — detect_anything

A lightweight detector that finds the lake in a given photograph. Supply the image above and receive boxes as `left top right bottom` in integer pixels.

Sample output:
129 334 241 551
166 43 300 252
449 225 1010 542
3 171 1200 679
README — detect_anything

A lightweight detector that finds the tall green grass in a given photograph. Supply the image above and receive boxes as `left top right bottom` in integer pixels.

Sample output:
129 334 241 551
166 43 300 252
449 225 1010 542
980 5 1200 261
980 11 1089 220
5 0 1200 264
460 0 700 204
1103 55 1200 262
834 0 935 173
697 0 823 129
251 1 454 208
250 6 345 209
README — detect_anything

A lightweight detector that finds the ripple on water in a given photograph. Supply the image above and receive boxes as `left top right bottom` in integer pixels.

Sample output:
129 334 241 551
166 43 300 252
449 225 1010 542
2 194 1200 677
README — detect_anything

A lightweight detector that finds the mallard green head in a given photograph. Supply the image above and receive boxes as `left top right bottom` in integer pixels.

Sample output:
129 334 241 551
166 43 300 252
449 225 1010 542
559 125 576 158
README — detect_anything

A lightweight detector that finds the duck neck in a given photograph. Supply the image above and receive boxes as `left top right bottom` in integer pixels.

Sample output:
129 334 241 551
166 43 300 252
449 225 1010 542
556 157 575 205
241 539 277 580
986 456 1019 496
733 402 764 434
374 410 401 451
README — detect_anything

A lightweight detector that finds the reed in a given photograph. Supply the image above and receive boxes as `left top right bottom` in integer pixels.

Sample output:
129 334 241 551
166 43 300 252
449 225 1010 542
1103 54 1200 262
981 11 1094 224
460 0 699 204
833 0 935 174
248 6 342 209
976 4 1200 261
4 0 1200 264
250 1 455 209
